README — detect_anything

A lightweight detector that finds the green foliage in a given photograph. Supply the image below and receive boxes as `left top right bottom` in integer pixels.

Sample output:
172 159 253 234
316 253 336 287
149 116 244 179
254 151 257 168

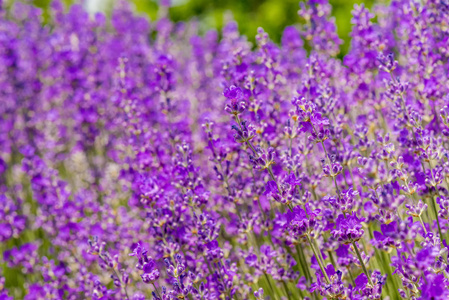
31 0 376 55
133 0 376 54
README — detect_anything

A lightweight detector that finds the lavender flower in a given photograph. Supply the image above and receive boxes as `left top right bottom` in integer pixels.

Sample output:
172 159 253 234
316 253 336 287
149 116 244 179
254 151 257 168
1 0 449 299
332 213 365 244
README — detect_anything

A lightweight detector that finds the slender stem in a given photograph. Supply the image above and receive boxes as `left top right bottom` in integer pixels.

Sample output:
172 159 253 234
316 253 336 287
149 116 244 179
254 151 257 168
246 140 258 155
298 289 305 300
257 195 266 220
282 280 293 300
445 177 449 195
314 239 327 268
332 176 341 197
234 115 257 155
295 244 311 282
289 137 293 158
418 215 428 236
313 124 342 198
426 162 444 243
264 272 276 298
328 251 337 269
205 259 214 276
114 268 130 300
348 164 357 190
99 254 130 300
307 235 330 284
352 241 374 286
347 266 356 286
152 282 162 299
431 194 443 243
343 169 350 189
267 166 282 193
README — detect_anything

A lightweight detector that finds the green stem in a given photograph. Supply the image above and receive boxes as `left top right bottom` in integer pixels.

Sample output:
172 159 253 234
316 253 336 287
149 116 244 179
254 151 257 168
99 254 130 300
264 272 276 298
418 215 428 235
427 161 443 243
296 244 312 282
267 166 282 195
294 244 310 283
431 194 443 243
152 283 162 299
314 239 327 268
282 280 293 300
317 131 342 199
328 251 337 269
235 115 257 155
347 266 356 286
352 241 374 286
307 235 330 284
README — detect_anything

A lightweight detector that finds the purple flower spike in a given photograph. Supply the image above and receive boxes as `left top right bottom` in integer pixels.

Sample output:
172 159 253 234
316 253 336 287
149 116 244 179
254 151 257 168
1 1 449 299
332 213 365 244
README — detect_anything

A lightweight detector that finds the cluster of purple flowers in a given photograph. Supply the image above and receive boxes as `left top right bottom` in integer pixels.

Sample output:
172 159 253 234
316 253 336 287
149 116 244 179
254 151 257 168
1 0 449 299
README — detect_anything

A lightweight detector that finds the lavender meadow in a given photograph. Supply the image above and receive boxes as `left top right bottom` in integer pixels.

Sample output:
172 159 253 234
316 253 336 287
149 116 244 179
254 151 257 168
1 0 449 299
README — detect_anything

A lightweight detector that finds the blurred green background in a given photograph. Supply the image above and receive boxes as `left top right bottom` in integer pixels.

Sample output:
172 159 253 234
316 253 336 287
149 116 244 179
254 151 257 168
32 0 377 55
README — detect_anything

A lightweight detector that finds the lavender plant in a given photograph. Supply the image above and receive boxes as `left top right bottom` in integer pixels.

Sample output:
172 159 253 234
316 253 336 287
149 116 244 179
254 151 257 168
1 0 449 299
